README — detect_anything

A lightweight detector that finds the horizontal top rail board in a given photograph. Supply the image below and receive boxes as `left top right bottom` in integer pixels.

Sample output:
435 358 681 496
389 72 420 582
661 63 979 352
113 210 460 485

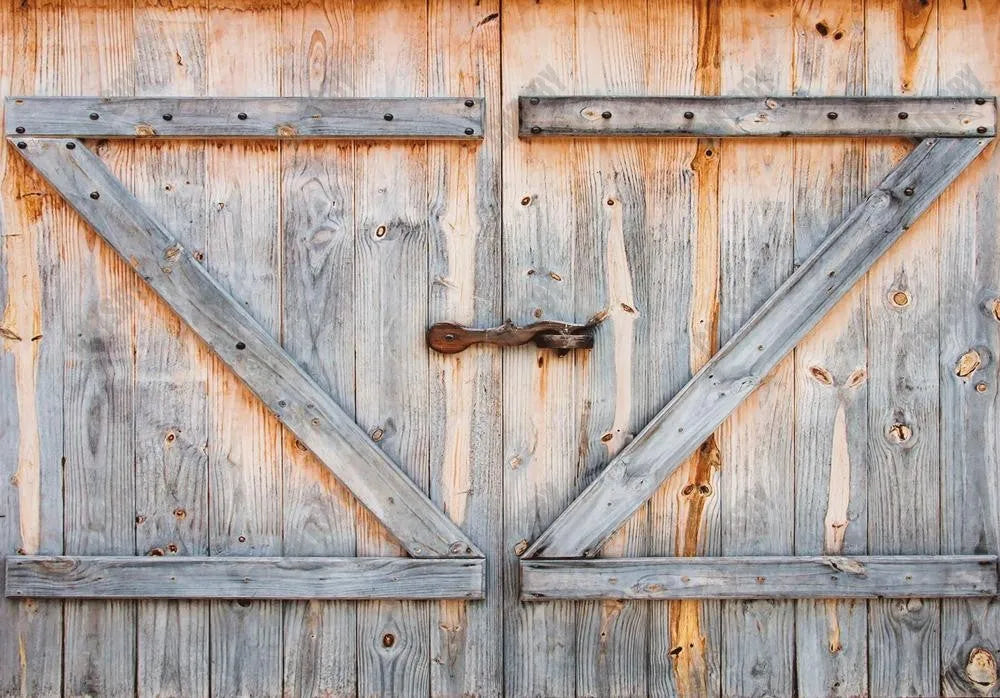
12 136 481 559
524 136 990 558
6 556 485 600
519 96 997 138
6 97 484 140
520 556 999 601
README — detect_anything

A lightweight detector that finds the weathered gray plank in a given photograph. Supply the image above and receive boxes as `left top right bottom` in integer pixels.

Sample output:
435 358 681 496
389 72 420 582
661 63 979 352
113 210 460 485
501 0 579 694
6 556 485 600
519 95 996 138
790 2 870 696
426 1 503 696
645 4 723 696
865 3 943 695
0 3 64 692
278 2 358 696
204 7 283 694
354 2 432 695
524 135 990 560
571 2 648 696
11 136 482 561
6 96 484 140
57 4 138 695
520 556 998 600
937 4 1000 696
132 2 210 696
717 10 796 696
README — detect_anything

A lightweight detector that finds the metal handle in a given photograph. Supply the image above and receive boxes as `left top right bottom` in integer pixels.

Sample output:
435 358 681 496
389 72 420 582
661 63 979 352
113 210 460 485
427 318 600 355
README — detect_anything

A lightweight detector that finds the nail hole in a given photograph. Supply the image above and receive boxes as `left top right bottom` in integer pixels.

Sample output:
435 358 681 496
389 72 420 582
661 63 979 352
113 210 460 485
235 341 246 350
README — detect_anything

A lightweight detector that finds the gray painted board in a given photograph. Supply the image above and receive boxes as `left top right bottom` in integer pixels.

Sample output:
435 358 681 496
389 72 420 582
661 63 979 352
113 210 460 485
6 556 485 600
519 95 996 138
525 135 990 560
520 556 998 600
10 136 482 561
6 96 483 140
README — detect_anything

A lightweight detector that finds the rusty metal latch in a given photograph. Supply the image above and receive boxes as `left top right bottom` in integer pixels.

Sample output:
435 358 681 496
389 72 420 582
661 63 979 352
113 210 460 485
427 318 601 355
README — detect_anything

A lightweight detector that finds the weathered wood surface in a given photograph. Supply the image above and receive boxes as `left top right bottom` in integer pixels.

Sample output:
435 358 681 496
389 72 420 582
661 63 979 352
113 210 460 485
6 96 484 140
353 2 433 695
500 1 579 694
426 0 504 695
520 556 998 600
865 3 943 696
790 1 870 695
278 3 359 696
0 2 65 693
519 95 996 138
11 136 481 561
132 2 211 695
525 135 989 560
203 6 283 693
717 8 797 696
6 556 486 600
937 3 1000 696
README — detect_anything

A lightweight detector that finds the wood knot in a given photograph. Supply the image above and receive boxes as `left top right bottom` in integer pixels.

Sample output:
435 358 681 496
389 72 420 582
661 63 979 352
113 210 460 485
809 366 833 385
382 633 396 648
887 423 912 443
276 124 297 137
371 427 384 442
966 647 998 688
173 508 186 519
955 349 982 378
513 539 529 556
134 124 156 137
889 289 910 307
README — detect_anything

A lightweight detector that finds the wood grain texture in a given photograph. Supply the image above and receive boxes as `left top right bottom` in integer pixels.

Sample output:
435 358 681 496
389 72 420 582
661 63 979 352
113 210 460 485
864 2 942 695
717 6 796 695
938 2 1000 696
790 1 869 696
6 556 485 600
6 97 484 140
501 0 579 694
571 1 649 695
0 3 65 693
204 4 283 692
56 2 138 695
132 2 210 696
426 1 503 696
518 95 996 138
278 2 359 696
520 556 998 600
645 3 723 695
523 135 989 561
11 137 480 561
353 2 432 695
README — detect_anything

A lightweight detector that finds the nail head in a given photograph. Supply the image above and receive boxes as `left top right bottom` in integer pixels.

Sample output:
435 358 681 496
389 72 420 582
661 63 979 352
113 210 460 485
684 111 695 120
898 111 908 120
530 126 541 134
14 126 25 134
237 112 248 120
529 97 540 105
89 113 99 120
16 141 26 149
601 111 612 119
977 126 988 134
464 128 474 135
827 111 838 120
464 99 475 107
89 191 100 199
66 142 76 149
162 113 173 121
904 187 915 196
383 113 393 121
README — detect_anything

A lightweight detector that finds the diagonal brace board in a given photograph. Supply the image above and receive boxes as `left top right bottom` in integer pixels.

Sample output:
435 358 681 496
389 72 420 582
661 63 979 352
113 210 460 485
11 136 481 560
526 136 991 559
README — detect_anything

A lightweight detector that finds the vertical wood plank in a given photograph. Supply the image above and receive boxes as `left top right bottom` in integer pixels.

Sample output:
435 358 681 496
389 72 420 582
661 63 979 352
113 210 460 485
790 1 869 696
718 2 796 696
57 1 137 694
864 2 941 695
937 3 1000 696
501 0 578 694
278 2 359 696
132 2 211 695
646 2 723 695
572 1 649 695
353 2 430 695
426 1 502 696
0 3 65 694
206 1 283 694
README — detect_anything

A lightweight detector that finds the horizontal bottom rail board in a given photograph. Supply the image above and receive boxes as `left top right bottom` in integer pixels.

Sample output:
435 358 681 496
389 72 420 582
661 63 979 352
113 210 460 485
5 556 485 600
520 555 998 600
